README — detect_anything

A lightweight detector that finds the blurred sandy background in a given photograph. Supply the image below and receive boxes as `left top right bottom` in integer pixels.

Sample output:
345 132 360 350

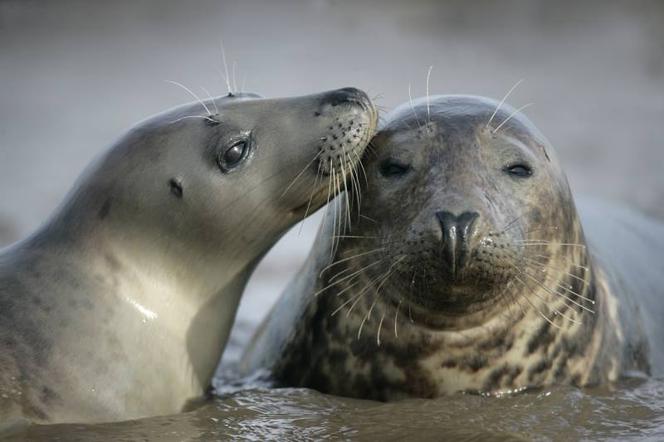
1 0 663 365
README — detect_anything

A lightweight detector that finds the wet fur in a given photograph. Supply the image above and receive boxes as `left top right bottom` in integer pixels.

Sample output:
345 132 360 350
242 96 663 400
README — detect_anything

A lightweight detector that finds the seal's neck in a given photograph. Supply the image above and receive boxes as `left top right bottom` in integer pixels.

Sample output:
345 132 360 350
14 188 258 414
282 243 609 398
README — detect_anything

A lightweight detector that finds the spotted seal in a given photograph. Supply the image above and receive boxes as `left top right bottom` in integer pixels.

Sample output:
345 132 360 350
0 87 377 423
241 95 664 400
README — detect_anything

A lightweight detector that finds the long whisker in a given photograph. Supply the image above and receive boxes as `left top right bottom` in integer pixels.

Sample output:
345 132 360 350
232 60 238 94
376 311 386 346
513 275 564 329
169 115 218 124
486 78 523 129
517 241 586 248
518 267 595 313
331 266 392 316
297 160 323 235
521 257 590 287
394 298 402 338
165 80 212 115
280 150 324 198
492 103 533 134
219 39 233 94
408 83 423 129
356 256 405 339
319 248 385 277
200 86 219 115
512 266 582 324
425 65 433 124
316 259 385 296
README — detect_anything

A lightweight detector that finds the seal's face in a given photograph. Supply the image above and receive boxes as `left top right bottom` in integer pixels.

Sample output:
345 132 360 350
101 88 376 266
352 96 580 327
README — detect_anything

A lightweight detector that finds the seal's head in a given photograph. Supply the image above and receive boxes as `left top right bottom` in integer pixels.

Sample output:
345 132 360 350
345 95 588 329
63 88 377 271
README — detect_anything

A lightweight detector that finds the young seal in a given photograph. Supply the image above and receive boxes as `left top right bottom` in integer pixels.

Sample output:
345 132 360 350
241 95 664 401
0 87 377 423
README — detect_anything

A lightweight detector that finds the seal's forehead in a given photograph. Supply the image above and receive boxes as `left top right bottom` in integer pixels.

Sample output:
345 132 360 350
380 95 547 148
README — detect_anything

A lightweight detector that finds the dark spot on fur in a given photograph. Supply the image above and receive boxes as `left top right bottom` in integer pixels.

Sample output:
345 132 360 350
526 320 554 355
484 364 511 390
527 358 552 382
169 178 183 199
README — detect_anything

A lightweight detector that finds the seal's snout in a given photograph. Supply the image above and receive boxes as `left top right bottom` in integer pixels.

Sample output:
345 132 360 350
435 210 479 278
321 87 372 109
316 88 376 177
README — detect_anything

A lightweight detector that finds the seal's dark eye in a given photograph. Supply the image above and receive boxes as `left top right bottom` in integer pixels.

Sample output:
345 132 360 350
505 163 533 178
218 140 249 172
379 159 410 178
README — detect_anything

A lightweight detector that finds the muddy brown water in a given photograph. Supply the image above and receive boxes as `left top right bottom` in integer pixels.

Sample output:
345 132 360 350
2 0 664 441
4 378 664 441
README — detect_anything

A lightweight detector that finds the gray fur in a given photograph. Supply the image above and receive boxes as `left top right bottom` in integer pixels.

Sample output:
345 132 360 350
0 88 376 423
242 95 664 400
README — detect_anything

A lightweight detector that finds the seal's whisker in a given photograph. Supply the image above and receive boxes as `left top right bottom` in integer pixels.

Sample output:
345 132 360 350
394 298 403 338
517 241 586 249
320 247 385 277
521 257 590 287
377 311 386 346
493 211 530 234
343 153 359 212
200 86 219 115
499 279 529 322
512 266 582 324
360 214 378 224
351 150 369 187
486 78 524 129
316 258 385 296
356 256 406 338
332 266 392 316
492 103 534 134
169 115 218 124
339 160 352 232
552 280 596 305
518 268 595 314
297 161 323 235
332 279 363 300
348 152 363 216
407 83 423 129
527 254 590 272
513 276 564 329
333 235 379 239
280 150 324 199
219 39 233 94
522 260 595 303
349 258 403 320
232 60 238 94
425 65 433 125
164 80 212 116
333 169 345 253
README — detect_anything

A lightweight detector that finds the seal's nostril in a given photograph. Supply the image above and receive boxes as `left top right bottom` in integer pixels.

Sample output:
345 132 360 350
435 211 479 276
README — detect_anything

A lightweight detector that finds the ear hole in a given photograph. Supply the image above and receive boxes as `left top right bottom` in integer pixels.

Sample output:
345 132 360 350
169 178 183 199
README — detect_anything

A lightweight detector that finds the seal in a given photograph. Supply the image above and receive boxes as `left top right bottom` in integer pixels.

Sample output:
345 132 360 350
241 95 664 401
0 87 377 424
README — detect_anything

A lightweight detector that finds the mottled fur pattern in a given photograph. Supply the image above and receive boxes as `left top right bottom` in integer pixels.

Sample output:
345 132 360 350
245 96 650 400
